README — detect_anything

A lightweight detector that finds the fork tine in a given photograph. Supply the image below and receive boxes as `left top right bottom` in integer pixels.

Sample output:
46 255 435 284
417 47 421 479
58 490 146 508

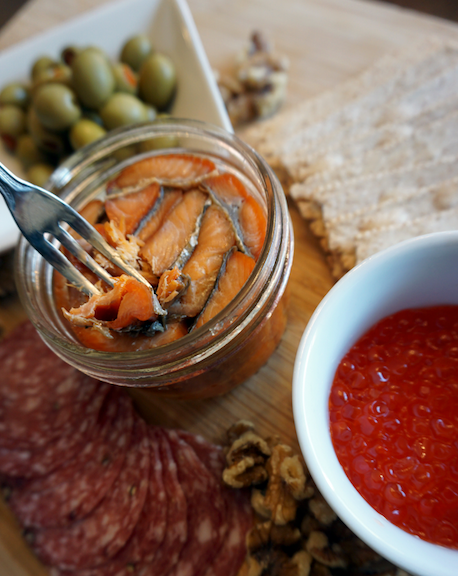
62 214 166 316
64 213 151 284
33 234 103 298
53 225 116 289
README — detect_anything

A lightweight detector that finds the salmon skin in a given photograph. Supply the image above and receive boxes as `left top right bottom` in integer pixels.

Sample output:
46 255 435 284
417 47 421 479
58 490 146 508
193 249 255 330
202 172 267 260
136 189 182 242
168 205 236 318
59 153 267 352
105 183 161 236
140 189 209 276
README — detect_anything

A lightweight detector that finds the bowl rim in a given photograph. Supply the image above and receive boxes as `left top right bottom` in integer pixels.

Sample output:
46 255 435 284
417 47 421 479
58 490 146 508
293 230 458 576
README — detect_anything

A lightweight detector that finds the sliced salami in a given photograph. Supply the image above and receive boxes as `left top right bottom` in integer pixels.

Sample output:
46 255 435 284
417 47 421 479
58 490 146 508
117 426 167 565
8 389 134 528
164 428 225 576
0 381 110 479
176 430 253 576
203 489 252 576
53 427 169 576
136 427 188 576
0 321 102 450
31 417 150 571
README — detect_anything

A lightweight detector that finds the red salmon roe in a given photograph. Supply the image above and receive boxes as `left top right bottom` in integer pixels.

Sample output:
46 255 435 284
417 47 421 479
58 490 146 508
329 305 458 549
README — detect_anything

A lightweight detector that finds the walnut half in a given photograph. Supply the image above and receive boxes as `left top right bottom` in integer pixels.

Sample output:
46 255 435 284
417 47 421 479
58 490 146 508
223 429 271 489
254 444 313 525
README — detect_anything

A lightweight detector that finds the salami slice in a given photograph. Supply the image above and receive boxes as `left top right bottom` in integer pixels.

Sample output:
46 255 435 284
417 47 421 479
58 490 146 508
53 426 169 576
0 381 110 479
135 427 188 576
8 389 134 528
176 431 253 576
31 417 150 571
116 426 167 565
0 321 102 450
203 489 252 576
164 429 225 576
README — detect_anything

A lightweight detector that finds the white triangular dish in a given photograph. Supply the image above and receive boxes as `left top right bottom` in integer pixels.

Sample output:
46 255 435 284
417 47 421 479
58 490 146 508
0 0 231 253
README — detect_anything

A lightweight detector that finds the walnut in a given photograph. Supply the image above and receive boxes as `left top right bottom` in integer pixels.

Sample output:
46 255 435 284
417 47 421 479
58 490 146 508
260 444 311 525
291 550 313 576
300 514 321 537
305 531 348 569
226 420 256 444
223 430 271 488
241 548 308 576
251 489 271 519
308 497 337 527
216 30 288 126
247 520 302 552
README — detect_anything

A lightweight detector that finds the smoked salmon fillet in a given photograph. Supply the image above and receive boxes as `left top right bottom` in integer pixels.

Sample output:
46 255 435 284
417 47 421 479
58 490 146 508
105 183 161 235
203 172 267 259
108 153 218 191
140 189 208 276
169 205 236 318
194 250 255 330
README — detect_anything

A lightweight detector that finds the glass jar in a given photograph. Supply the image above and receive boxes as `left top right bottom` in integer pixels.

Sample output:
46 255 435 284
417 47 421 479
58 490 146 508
16 118 293 399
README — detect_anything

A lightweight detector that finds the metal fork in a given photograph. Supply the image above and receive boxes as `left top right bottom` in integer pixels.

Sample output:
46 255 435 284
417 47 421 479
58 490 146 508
0 162 163 311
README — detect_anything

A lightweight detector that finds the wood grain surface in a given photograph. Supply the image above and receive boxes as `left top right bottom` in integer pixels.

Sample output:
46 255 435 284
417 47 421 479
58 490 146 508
1 0 458 574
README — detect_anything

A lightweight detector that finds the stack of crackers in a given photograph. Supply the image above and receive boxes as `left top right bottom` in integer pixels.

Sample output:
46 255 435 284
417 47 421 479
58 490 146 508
242 37 458 279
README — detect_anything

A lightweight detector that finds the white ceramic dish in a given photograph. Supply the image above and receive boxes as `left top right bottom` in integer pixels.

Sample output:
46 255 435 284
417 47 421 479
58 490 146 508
0 0 231 254
293 231 458 576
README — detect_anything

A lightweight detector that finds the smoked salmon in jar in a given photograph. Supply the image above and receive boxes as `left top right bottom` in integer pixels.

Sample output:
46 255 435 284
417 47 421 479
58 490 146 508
16 119 293 399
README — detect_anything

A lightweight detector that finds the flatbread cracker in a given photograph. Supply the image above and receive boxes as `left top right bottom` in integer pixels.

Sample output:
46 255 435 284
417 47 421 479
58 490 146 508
326 175 458 253
296 107 458 188
355 207 458 264
243 37 454 165
283 66 458 181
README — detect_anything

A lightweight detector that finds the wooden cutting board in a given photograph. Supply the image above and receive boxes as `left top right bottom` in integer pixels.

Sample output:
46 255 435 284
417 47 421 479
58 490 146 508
1 0 458 573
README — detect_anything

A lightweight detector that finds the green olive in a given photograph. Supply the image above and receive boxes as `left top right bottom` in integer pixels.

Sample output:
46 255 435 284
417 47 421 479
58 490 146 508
138 134 179 152
0 83 30 109
81 110 104 126
69 118 107 150
143 104 157 121
112 62 138 95
120 35 152 72
26 162 55 188
0 105 27 139
33 83 81 131
32 64 72 90
27 107 66 156
71 48 115 109
112 144 137 162
138 52 176 110
100 93 148 130
15 134 47 169
31 56 56 81
61 45 81 66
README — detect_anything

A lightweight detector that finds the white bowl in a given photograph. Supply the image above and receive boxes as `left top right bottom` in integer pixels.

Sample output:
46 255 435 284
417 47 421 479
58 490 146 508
293 231 458 576
0 0 231 253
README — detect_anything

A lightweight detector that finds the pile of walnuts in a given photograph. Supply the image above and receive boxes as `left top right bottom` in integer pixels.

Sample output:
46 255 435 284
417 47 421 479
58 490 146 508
222 421 412 576
216 32 288 126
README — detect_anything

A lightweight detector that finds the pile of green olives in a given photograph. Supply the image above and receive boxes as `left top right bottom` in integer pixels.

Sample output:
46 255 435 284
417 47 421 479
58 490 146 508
0 35 177 187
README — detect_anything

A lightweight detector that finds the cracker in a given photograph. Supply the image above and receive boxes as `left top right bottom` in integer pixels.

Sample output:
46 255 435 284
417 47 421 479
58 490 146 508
283 66 458 181
295 106 458 189
290 154 458 213
354 207 458 264
327 174 458 255
244 38 456 164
